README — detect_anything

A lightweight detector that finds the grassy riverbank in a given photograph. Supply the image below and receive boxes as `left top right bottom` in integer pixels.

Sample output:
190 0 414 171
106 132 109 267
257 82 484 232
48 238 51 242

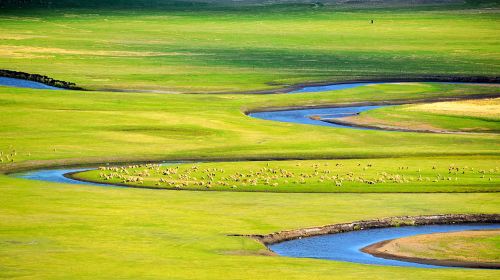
342 97 500 133
1 4 499 92
364 229 500 268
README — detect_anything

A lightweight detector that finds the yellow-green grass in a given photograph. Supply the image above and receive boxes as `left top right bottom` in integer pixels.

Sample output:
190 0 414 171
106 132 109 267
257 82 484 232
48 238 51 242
346 97 500 133
408 98 500 119
1 3 500 278
74 157 500 193
1 79 499 278
1 5 499 93
0 82 499 170
1 174 500 279
372 229 500 264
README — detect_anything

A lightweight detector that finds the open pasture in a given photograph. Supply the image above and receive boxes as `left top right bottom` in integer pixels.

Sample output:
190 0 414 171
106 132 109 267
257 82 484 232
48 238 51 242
0 82 499 169
0 3 499 92
1 1 499 279
1 173 500 279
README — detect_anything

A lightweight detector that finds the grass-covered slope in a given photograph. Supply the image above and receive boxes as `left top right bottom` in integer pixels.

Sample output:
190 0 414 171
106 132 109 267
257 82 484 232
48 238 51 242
0 4 499 92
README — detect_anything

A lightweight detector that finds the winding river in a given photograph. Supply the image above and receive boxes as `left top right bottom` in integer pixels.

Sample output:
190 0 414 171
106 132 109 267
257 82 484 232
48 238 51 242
248 105 387 130
269 223 500 269
3 76 499 269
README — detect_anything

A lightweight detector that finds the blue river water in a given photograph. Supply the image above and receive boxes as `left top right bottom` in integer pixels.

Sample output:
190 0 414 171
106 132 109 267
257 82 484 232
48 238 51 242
0 77 63 90
289 82 384 94
248 105 386 130
12 161 182 187
12 168 109 187
269 223 500 268
288 81 498 94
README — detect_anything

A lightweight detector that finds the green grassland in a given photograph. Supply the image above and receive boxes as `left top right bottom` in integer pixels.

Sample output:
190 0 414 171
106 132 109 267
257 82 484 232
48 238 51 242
0 81 499 278
1 175 499 279
1 4 499 92
0 82 499 168
74 157 500 192
1 2 500 279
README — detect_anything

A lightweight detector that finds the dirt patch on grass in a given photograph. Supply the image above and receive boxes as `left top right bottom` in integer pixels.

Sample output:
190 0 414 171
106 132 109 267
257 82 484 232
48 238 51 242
338 115 444 132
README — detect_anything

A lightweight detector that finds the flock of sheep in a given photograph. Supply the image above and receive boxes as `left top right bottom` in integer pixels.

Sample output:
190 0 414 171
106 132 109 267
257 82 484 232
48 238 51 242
0 149 17 163
93 162 498 190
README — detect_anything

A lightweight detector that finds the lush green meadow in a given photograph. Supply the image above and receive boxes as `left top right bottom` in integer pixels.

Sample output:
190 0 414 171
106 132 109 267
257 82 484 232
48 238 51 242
1 81 499 279
1 2 500 279
0 82 499 168
1 4 499 92
1 175 499 279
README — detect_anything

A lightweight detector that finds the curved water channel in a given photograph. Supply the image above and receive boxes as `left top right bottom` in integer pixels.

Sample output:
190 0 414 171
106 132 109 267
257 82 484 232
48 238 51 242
248 105 387 130
4 77 499 269
269 223 500 269
288 82 384 93
12 168 110 187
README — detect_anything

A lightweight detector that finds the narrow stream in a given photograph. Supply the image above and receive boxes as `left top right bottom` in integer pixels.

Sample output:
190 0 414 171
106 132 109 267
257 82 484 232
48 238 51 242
12 168 109 187
288 82 385 94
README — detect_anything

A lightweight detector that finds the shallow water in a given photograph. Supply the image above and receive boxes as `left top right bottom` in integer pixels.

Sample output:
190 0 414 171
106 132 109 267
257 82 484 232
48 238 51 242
269 223 500 268
289 82 384 94
12 162 183 187
288 81 498 94
0 77 63 90
248 105 386 130
12 168 108 187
